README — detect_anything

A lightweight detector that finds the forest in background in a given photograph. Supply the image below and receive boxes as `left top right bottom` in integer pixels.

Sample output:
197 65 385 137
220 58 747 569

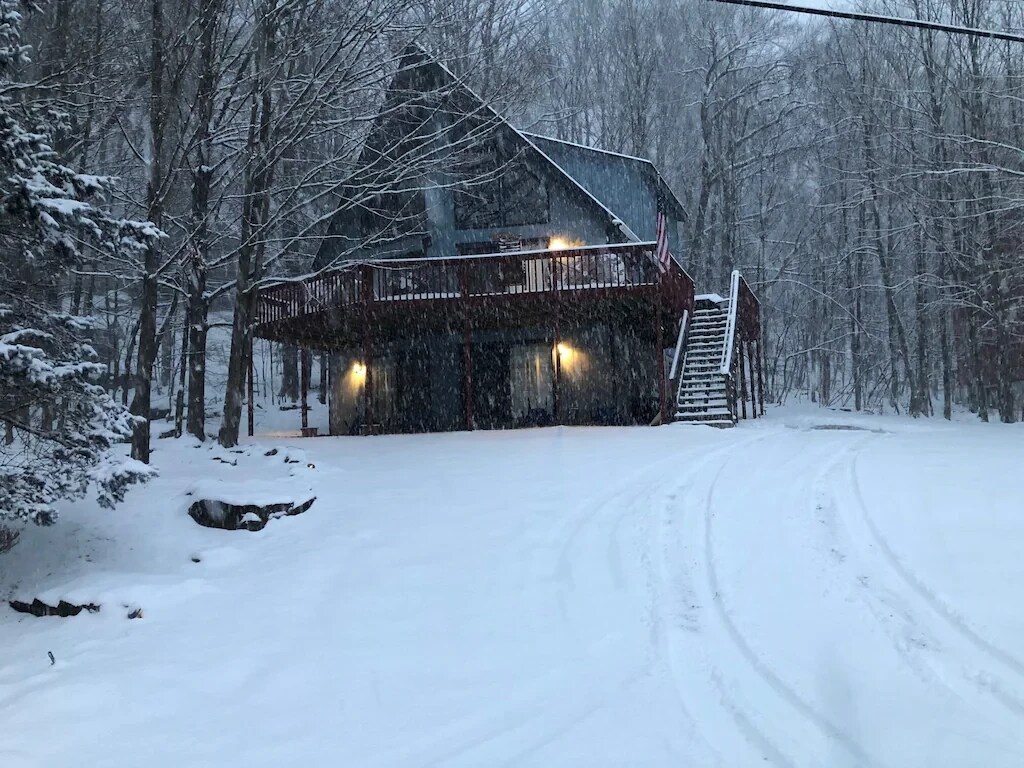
5 0 1024 479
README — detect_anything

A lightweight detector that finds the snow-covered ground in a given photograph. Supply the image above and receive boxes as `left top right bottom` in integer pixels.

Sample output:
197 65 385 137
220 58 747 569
2 407 1023 767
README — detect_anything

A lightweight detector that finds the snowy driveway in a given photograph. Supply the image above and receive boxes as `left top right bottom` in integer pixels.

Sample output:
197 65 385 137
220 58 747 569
2 411 1024 767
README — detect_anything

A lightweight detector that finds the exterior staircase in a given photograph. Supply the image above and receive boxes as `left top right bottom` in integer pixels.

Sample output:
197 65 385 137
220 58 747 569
673 299 736 427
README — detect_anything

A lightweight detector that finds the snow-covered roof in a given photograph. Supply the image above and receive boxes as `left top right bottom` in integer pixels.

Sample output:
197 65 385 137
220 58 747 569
524 132 687 242
519 132 655 166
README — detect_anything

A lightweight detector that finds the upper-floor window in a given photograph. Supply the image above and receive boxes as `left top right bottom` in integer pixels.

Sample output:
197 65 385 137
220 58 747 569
452 135 549 230
358 188 427 242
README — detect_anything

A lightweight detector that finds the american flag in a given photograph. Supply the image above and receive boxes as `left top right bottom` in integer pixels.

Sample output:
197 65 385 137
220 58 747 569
655 193 671 274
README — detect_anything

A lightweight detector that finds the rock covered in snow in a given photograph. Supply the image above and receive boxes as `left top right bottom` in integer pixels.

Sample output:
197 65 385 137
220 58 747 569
188 496 315 532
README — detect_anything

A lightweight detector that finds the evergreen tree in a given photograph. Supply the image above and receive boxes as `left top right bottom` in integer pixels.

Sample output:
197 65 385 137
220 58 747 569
0 0 158 548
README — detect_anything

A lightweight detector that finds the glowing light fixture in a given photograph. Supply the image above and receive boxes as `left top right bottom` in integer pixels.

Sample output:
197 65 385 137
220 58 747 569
556 342 573 360
548 236 572 251
351 361 367 380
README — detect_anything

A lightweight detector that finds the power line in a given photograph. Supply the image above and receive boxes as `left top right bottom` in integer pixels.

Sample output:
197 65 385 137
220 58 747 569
706 0 1024 44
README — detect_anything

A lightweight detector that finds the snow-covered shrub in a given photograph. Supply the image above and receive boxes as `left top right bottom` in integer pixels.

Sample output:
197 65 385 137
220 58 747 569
0 0 159 537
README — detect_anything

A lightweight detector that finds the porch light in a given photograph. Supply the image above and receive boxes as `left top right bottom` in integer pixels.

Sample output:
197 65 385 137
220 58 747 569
548 236 572 251
555 342 574 360
352 361 367 380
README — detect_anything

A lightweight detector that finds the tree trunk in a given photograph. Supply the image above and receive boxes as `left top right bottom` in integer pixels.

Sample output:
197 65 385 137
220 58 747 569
174 315 188 436
187 296 209 439
185 0 224 441
130 0 166 463
219 0 278 448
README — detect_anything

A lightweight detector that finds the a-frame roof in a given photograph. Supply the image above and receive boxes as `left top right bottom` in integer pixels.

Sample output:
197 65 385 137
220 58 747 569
315 45 688 267
407 45 643 241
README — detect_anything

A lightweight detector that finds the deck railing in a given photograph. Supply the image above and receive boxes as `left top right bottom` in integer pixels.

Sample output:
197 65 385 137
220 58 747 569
718 270 760 376
256 242 694 328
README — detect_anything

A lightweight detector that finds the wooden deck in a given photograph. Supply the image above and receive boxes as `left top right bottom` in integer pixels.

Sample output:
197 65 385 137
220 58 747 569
254 242 695 348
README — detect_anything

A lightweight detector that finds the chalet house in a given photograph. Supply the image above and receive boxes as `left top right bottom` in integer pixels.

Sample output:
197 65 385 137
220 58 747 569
254 48 764 436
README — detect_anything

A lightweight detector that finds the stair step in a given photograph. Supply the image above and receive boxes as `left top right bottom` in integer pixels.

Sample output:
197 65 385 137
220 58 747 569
688 334 725 342
674 409 734 418
678 377 726 386
677 396 729 405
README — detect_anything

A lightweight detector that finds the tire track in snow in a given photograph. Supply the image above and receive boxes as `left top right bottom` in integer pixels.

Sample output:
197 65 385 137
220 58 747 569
509 432 771 766
654 431 809 768
808 438 953 691
809 438 985 714
642 433 782 767
699 453 886 768
828 447 1024 722
384 440 729 767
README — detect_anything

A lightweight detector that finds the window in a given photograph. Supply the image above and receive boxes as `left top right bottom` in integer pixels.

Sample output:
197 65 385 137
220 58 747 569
452 137 549 230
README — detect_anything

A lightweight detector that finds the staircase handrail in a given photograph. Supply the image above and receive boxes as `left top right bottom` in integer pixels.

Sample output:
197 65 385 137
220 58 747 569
669 310 689 382
719 270 741 375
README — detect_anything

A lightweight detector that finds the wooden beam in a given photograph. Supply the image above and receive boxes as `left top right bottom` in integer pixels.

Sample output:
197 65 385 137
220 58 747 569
247 333 255 437
757 338 767 416
463 317 473 430
738 339 748 420
300 347 309 432
553 304 562 425
747 336 758 418
362 331 373 435
655 295 667 424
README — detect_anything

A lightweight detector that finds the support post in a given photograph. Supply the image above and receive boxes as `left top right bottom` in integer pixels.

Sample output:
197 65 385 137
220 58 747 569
655 295 667 424
362 332 373 435
246 333 254 437
757 337 766 416
300 346 309 432
747 337 758 418
463 316 473 430
738 339 748 420
318 352 328 404
553 304 562 425
360 267 374 435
